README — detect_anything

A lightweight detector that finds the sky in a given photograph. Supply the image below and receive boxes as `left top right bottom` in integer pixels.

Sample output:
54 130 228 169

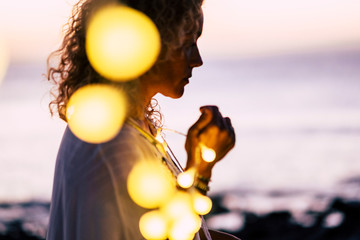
0 0 360 63
0 0 360 202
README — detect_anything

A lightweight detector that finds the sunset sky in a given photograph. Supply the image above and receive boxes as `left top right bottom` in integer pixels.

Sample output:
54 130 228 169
0 0 360 202
0 0 360 63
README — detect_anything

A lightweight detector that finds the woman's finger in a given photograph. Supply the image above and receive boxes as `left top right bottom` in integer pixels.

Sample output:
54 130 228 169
187 107 213 138
224 117 235 141
200 105 227 130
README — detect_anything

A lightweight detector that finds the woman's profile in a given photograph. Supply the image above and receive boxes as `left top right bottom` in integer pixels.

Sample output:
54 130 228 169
46 0 238 239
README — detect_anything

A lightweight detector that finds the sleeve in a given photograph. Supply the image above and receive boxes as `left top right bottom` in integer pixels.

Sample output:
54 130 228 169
47 125 154 240
78 127 152 240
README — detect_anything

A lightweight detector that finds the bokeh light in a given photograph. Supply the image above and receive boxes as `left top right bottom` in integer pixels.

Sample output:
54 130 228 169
168 213 201 240
66 84 127 143
86 5 161 81
177 169 195 189
127 161 176 209
192 192 212 215
161 191 194 221
168 224 195 240
0 39 9 85
200 143 216 162
139 210 168 240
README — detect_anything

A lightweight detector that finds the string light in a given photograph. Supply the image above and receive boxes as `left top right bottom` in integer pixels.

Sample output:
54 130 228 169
126 129 215 239
162 192 202 240
139 210 168 240
66 84 127 143
161 128 217 163
192 192 212 215
199 143 216 162
177 169 195 189
161 191 193 221
168 213 201 240
86 5 160 81
127 161 176 209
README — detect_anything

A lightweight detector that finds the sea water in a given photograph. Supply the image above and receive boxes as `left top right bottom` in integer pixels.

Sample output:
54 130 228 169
1 51 360 231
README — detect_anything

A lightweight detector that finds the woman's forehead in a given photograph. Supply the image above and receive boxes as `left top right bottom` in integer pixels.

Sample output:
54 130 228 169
184 13 203 39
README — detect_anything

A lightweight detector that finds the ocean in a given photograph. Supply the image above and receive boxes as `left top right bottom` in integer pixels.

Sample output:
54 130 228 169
1 50 360 237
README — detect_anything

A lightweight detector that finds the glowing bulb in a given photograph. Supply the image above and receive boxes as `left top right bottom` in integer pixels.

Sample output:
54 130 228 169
86 5 161 81
127 161 175 209
161 191 193 221
200 143 216 162
66 84 127 143
168 224 195 240
0 39 9 85
192 192 212 215
139 210 168 240
168 214 201 240
177 169 195 189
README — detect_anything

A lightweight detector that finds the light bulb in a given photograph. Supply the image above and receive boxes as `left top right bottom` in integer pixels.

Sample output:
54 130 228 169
177 169 195 189
86 5 161 81
200 143 216 162
66 84 127 143
139 210 168 240
192 192 212 215
127 161 175 209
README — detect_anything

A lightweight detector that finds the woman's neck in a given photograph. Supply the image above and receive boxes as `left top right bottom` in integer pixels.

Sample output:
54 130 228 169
129 76 157 135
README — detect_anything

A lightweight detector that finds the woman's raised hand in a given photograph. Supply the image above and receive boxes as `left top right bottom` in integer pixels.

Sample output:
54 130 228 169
185 106 236 178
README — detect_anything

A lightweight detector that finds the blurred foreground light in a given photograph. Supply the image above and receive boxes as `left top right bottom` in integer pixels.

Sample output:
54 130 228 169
192 192 212 215
162 191 193 221
200 143 216 162
168 213 201 240
177 169 195 189
0 39 9 85
86 5 161 81
66 84 127 143
127 161 175 209
139 210 168 240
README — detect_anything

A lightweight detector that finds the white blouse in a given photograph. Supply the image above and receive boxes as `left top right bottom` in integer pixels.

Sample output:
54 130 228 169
46 122 210 240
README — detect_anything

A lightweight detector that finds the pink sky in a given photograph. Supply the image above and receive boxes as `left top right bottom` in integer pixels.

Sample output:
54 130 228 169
0 0 360 63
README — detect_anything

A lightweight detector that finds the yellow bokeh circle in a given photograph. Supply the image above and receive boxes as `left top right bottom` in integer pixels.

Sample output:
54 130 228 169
66 84 127 143
168 213 201 240
177 169 195 189
139 210 168 240
86 5 161 81
161 191 194 221
200 143 216 162
192 193 212 215
127 161 176 209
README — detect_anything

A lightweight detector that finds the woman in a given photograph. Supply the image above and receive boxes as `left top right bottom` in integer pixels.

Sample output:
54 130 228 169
46 0 237 239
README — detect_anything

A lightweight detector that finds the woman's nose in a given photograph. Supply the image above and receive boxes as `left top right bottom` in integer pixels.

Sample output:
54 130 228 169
189 45 203 68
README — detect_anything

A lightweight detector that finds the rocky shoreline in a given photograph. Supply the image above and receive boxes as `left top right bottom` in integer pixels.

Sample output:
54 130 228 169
1 196 360 240
208 196 360 240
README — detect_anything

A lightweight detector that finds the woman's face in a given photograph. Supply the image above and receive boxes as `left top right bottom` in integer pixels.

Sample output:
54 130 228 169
143 14 204 99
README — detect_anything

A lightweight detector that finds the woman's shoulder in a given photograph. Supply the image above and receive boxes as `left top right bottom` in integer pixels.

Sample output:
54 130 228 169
102 121 153 153
99 121 162 164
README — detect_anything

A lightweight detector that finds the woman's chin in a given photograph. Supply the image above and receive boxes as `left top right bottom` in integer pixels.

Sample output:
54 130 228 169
161 88 185 99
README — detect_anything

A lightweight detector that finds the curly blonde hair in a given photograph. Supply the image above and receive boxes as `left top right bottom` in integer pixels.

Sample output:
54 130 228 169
47 0 203 126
